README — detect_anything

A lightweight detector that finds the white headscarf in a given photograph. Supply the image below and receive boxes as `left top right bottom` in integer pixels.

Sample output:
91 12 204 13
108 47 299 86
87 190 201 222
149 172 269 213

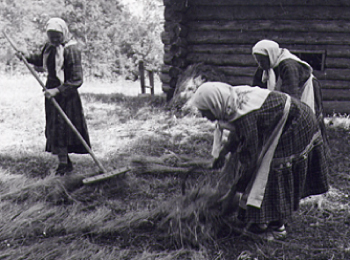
191 82 271 157
44 17 77 84
252 39 312 91
191 82 270 123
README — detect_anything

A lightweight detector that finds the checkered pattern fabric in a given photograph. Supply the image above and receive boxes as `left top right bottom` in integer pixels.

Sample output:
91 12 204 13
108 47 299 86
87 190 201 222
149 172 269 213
226 91 329 224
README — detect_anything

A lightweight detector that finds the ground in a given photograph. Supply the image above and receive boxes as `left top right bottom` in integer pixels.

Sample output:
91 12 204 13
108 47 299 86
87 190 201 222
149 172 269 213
0 74 349 260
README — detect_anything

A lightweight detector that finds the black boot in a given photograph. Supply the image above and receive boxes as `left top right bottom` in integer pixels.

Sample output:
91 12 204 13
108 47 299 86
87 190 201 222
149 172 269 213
55 156 73 176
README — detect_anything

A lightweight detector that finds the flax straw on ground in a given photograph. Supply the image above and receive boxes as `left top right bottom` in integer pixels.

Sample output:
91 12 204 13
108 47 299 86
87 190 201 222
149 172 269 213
125 153 241 247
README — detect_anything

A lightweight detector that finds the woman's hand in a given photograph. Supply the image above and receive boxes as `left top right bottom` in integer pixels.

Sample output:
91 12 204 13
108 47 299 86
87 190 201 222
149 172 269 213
15 50 28 61
212 154 226 169
44 88 60 99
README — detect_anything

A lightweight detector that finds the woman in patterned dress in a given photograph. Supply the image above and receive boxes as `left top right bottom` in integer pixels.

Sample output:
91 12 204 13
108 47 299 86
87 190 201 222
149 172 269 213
23 17 90 175
251 40 328 149
190 82 329 240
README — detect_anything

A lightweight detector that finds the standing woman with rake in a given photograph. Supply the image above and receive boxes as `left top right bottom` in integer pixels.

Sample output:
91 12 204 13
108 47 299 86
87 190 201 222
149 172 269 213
20 17 91 175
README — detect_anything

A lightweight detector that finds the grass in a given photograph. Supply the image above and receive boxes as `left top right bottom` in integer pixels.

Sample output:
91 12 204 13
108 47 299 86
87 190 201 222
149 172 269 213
1 74 350 259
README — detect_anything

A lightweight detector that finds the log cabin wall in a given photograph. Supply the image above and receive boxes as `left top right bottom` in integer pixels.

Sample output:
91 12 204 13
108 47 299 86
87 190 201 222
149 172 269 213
161 0 350 114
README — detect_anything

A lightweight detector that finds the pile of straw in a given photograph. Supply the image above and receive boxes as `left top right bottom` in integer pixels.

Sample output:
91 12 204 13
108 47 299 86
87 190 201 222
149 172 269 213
169 63 227 111
0 174 85 204
127 153 241 247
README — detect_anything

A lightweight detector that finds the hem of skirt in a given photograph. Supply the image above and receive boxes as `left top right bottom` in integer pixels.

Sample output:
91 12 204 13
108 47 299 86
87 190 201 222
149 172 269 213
46 145 91 154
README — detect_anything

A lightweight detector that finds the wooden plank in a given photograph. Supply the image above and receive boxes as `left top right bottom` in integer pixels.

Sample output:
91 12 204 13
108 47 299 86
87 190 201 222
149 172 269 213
186 30 350 45
186 6 350 21
323 101 350 115
189 0 350 6
187 20 350 34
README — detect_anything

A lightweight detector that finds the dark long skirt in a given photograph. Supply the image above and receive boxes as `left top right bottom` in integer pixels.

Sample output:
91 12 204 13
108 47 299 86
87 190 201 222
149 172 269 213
45 89 90 154
226 92 329 225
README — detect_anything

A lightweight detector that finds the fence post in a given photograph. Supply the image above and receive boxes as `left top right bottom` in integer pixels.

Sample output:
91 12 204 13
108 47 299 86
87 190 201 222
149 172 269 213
148 70 154 96
139 60 146 94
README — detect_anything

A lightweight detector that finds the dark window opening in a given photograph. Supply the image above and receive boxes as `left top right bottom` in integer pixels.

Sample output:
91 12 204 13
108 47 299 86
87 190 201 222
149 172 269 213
291 50 326 71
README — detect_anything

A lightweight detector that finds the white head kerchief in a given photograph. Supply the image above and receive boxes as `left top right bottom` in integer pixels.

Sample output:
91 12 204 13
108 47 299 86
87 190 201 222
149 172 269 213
44 17 76 84
252 39 312 90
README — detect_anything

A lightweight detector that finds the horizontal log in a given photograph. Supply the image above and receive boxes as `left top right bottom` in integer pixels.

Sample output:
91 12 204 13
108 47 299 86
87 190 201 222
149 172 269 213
322 89 350 101
188 0 350 6
314 69 350 81
164 21 176 32
164 22 189 38
325 57 350 69
186 30 350 45
224 76 253 86
323 101 350 115
159 72 172 83
174 37 188 47
186 53 256 67
187 44 350 59
162 37 188 49
164 9 187 22
218 77 350 95
172 57 188 68
188 44 252 55
163 52 174 64
174 24 188 38
319 80 350 89
169 45 188 58
161 31 177 45
217 66 256 77
186 47 350 70
163 45 172 55
160 73 178 88
184 54 350 80
187 20 350 34
161 65 182 77
186 6 350 21
163 0 188 10
162 83 174 93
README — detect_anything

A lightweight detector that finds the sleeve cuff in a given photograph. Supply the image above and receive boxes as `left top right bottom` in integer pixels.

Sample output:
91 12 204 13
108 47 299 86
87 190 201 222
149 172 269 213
57 85 66 93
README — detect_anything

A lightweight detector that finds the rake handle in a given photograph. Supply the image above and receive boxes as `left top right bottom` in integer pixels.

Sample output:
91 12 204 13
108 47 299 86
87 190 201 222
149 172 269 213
3 29 107 174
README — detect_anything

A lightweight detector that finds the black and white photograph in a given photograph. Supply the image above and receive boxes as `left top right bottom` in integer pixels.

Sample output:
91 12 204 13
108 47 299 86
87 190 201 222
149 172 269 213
0 1 349 259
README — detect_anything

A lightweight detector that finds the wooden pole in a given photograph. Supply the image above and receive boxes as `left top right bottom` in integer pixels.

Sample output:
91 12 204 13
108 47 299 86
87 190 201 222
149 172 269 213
149 70 154 95
139 60 146 94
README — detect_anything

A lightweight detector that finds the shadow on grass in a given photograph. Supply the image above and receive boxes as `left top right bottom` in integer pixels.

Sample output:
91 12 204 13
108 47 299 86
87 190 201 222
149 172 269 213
0 154 54 178
81 92 168 110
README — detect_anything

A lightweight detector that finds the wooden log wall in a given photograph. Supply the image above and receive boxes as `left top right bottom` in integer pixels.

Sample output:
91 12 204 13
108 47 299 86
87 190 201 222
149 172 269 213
161 0 350 114
160 0 189 100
